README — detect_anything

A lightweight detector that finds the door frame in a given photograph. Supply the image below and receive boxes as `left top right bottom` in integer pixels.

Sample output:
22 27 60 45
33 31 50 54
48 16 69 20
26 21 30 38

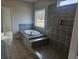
68 8 78 59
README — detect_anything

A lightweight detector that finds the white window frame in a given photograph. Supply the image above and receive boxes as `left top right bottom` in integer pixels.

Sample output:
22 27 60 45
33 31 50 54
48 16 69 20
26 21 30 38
35 9 45 28
57 0 77 7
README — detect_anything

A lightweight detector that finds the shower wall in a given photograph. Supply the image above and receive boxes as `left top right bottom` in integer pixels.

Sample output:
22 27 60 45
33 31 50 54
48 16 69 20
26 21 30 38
46 3 77 53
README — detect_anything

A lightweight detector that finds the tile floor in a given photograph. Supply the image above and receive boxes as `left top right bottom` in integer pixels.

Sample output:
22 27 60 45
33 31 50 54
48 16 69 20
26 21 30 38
1 33 68 59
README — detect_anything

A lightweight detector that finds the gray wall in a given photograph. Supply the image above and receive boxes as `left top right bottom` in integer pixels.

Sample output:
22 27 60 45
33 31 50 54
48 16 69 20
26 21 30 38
34 2 77 56
2 0 33 38
33 0 58 33
46 3 77 54
34 0 58 9
34 2 77 54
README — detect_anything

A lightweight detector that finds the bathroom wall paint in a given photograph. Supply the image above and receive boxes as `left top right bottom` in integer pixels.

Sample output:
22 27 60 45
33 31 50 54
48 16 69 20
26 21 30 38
12 4 32 33
2 0 33 37
34 0 57 9
33 0 58 33
34 0 66 9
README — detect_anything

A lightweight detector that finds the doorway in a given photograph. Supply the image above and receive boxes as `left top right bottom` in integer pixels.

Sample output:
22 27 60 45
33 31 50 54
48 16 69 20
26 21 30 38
1 7 12 40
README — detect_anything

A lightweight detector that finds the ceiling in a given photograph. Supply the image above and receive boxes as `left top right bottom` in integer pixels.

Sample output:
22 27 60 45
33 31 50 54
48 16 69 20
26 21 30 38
21 0 38 3
19 0 65 3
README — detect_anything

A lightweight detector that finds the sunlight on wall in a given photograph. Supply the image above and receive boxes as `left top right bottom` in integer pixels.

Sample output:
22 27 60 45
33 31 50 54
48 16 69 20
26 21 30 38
58 0 77 7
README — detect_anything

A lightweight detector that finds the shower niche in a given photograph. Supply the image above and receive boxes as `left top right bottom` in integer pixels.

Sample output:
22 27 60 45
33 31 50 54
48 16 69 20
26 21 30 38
60 20 74 27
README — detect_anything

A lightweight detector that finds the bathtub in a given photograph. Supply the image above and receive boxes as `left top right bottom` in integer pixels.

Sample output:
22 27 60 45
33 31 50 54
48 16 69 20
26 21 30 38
20 29 44 39
24 30 41 36
19 29 44 52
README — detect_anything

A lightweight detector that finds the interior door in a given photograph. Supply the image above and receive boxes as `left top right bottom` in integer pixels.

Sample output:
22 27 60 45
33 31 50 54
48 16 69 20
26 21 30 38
1 7 12 35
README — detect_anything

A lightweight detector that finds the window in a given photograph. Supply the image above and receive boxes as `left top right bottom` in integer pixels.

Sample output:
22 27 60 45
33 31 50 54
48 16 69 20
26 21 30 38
35 9 45 28
57 0 77 7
